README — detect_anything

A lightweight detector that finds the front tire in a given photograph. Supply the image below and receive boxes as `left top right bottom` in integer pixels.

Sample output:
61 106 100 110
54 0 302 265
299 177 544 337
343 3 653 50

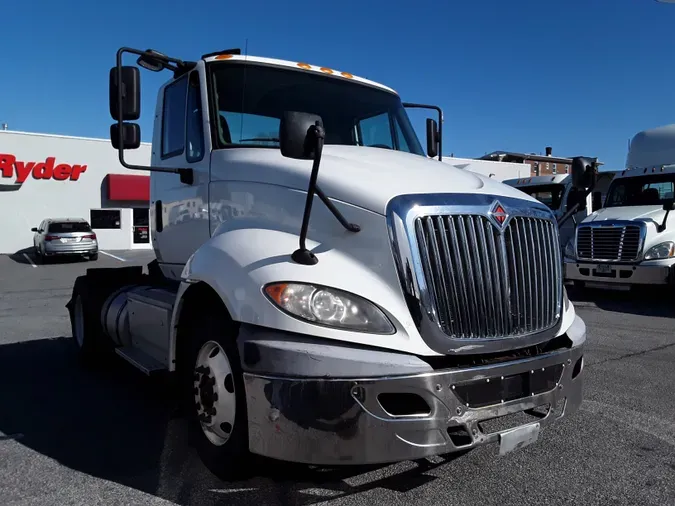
179 309 251 480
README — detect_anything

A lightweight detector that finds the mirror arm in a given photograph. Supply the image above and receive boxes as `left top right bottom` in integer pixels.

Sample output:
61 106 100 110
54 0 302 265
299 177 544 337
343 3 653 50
292 123 360 266
557 202 581 228
113 47 194 184
658 209 670 233
314 185 360 233
402 102 443 160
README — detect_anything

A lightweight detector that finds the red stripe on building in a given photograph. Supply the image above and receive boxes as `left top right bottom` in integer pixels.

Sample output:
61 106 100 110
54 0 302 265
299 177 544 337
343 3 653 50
107 174 150 201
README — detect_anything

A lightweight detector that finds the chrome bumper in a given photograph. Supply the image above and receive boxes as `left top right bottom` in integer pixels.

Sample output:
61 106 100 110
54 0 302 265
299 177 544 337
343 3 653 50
241 321 585 466
565 258 674 285
44 243 98 255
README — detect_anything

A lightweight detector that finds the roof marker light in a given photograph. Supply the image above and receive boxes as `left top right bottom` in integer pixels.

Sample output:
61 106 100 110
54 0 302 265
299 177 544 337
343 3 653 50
320 67 333 74
297 62 311 69
215 54 234 60
341 71 354 79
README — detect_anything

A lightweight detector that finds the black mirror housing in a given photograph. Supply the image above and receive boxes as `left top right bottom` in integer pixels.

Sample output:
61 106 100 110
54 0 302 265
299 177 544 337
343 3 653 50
31 227 38 232
426 118 439 159
571 156 597 190
279 111 324 160
663 198 675 211
109 66 141 121
111 123 141 150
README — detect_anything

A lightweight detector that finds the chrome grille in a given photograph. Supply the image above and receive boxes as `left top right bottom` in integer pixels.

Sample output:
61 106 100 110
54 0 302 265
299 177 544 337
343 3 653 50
576 225 641 261
414 214 562 339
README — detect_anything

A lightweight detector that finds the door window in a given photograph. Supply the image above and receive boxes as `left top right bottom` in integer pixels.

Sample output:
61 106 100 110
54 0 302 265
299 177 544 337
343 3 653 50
161 75 188 158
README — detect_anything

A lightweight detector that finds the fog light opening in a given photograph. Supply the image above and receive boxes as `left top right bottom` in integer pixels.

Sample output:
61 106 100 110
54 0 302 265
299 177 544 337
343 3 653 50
447 425 473 447
572 356 583 379
377 393 431 417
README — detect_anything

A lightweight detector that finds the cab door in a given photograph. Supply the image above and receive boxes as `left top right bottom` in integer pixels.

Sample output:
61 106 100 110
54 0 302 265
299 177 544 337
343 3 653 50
150 66 211 277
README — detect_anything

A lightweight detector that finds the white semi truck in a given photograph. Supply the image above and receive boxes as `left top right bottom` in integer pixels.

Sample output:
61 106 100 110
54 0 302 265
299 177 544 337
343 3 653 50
565 124 675 289
67 46 594 479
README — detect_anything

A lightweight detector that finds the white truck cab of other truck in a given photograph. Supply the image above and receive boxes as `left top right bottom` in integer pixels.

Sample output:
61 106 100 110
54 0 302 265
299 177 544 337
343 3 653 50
66 47 593 480
503 175 585 249
565 124 675 289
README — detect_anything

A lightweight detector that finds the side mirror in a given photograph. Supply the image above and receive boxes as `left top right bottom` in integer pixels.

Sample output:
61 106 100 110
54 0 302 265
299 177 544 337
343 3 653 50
663 198 675 211
31 227 38 232
110 123 141 150
566 187 587 213
426 118 439 159
571 156 597 190
279 111 324 160
109 66 141 121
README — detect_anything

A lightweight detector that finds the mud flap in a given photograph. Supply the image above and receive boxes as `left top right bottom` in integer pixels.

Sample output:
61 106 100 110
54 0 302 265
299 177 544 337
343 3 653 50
498 422 540 456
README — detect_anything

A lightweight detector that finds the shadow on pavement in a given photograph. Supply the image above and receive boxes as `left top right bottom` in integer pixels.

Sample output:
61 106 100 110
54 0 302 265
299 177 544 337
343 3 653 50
8 247 88 265
0 336 453 505
567 284 675 318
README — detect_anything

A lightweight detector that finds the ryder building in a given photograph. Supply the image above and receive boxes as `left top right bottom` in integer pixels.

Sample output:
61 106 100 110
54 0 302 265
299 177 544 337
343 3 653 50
0 129 152 254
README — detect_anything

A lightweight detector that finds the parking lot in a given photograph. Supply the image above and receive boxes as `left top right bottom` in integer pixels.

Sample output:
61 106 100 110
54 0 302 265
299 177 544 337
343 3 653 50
0 251 674 506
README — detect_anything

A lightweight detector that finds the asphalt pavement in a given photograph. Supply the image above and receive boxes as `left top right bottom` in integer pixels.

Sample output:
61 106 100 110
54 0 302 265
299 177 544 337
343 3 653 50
0 250 673 506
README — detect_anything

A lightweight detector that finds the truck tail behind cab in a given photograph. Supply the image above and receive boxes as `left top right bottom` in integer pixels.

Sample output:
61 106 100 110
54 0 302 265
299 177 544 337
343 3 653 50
65 46 593 480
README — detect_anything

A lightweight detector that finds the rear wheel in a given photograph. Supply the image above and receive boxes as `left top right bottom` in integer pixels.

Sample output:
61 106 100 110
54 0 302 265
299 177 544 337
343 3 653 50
90 253 98 261
179 307 252 480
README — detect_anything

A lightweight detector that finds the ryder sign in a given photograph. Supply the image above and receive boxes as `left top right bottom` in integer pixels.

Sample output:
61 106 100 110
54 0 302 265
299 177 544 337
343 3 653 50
0 153 87 191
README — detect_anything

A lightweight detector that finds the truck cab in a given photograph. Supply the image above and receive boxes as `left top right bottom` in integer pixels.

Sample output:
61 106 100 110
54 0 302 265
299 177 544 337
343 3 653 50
503 175 581 248
565 124 675 289
66 47 592 480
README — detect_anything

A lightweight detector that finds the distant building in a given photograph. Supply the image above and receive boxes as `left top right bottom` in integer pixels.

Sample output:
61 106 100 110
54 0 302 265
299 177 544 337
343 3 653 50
478 146 603 177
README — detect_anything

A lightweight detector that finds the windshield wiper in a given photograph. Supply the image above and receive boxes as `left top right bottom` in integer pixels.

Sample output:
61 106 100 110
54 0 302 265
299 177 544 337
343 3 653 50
239 137 280 143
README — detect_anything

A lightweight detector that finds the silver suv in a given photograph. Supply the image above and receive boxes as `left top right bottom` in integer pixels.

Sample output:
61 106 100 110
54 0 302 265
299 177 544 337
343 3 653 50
32 218 98 262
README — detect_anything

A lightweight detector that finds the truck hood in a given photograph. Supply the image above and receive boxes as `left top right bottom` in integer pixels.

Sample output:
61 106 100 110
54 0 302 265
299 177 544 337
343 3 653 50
582 205 667 225
216 145 541 215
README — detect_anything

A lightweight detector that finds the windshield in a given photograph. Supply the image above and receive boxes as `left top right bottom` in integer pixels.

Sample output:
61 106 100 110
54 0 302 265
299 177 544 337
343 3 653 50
48 222 92 233
605 174 675 208
516 184 566 210
209 62 425 156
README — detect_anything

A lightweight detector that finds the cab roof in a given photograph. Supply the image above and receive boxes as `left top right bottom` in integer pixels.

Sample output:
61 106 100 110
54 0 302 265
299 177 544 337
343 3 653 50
614 164 675 180
202 53 397 95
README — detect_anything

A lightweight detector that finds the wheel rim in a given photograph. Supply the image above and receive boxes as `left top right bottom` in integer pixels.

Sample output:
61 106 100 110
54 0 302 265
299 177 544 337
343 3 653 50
73 296 85 348
194 340 236 446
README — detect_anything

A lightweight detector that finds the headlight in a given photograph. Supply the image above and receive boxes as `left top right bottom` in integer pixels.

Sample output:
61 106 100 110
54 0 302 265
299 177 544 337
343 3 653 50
644 241 675 260
264 282 395 334
564 239 576 259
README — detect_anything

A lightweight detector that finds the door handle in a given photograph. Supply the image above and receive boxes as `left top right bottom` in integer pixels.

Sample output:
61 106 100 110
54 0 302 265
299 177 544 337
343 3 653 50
155 200 163 232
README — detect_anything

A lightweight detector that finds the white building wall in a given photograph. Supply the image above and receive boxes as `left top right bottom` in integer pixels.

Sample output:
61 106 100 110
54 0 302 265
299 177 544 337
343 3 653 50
0 130 152 254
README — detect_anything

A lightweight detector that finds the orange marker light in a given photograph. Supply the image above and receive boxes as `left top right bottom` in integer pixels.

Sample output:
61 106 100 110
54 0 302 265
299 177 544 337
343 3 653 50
265 283 289 305
215 54 234 60
341 71 353 79
320 67 333 74
297 62 311 69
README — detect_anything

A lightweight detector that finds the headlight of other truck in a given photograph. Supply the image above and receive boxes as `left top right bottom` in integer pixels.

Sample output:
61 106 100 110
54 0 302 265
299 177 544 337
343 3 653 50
264 282 395 334
564 238 576 259
643 241 675 260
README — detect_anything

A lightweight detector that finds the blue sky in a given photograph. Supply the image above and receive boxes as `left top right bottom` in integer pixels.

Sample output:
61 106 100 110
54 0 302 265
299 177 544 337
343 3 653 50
2 0 675 170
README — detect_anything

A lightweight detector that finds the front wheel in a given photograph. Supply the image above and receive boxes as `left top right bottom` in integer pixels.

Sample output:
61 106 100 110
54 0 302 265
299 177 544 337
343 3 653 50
180 311 252 480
